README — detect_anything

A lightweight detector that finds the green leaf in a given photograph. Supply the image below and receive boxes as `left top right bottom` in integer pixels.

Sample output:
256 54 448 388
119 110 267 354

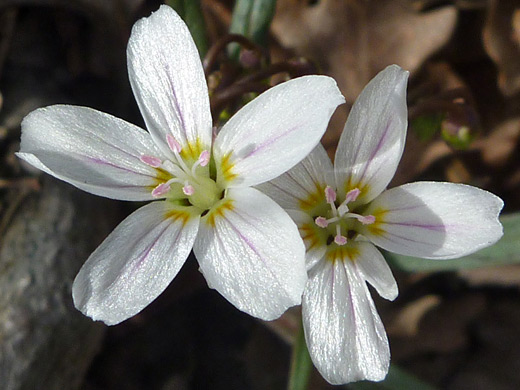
166 0 208 57
386 213 519 272
347 365 438 390
287 322 313 390
410 113 444 141
228 0 277 59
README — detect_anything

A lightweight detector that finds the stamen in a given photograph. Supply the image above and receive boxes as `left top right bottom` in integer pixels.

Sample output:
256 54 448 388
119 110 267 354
325 186 336 204
140 155 162 168
357 215 376 225
166 134 182 153
151 177 187 198
183 183 195 196
337 188 361 216
165 135 191 174
315 216 329 228
345 188 361 203
344 213 376 225
162 160 188 179
334 234 347 246
334 225 347 246
152 183 171 197
198 150 210 167
191 150 211 175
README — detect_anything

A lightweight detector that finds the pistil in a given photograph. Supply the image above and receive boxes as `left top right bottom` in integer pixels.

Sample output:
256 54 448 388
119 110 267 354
140 135 222 211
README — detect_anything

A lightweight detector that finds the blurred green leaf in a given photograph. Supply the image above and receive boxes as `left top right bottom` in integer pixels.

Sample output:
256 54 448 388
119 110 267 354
166 0 208 57
229 0 277 59
287 322 312 390
386 213 519 272
410 113 444 141
347 365 438 390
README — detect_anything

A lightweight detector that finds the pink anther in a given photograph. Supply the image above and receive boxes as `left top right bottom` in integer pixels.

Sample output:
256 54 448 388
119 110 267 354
334 235 347 246
140 155 162 168
182 184 195 196
357 215 376 225
315 216 329 228
325 186 337 204
166 134 182 153
152 183 171 197
198 150 210 167
345 188 361 204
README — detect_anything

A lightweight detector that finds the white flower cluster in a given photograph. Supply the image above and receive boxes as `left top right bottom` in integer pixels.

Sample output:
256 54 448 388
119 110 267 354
18 5 503 385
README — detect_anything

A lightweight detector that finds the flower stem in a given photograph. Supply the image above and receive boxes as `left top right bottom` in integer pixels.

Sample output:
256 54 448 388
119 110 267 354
287 320 312 390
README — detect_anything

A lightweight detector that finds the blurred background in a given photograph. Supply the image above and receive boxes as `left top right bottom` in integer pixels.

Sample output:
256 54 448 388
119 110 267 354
1 0 520 389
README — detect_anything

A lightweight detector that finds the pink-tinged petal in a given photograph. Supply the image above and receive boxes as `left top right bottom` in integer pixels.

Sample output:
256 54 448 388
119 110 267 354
72 201 200 325
17 105 166 201
364 182 504 259
214 76 344 188
335 65 409 203
303 257 390 385
257 144 334 211
355 242 398 301
127 5 212 155
193 187 307 321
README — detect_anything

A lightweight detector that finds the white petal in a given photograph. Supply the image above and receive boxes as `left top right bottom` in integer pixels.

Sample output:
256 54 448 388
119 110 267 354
303 258 390 385
334 65 409 203
193 187 307 320
355 242 398 301
214 76 344 188
364 182 504 259
127 5 212 155
18 105 166 201
73 201 200 325
256 143 335 211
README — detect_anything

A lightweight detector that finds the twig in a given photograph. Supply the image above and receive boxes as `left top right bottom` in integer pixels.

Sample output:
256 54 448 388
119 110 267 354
210 81 268 118
0 7 18 80
203 33 266 76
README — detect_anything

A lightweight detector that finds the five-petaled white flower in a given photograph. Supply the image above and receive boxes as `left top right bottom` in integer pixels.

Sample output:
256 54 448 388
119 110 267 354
17 5 344 325
258 65 504 384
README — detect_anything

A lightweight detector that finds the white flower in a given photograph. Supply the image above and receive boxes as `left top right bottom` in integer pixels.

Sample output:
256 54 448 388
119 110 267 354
258 65 504 384
17 5 345 325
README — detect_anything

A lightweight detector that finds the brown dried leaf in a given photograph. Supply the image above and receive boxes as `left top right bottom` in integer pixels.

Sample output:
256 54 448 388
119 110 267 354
393 62 467 184
272 0 457 102
459 265 520 288
479 117 520 167
483 0 520 96
445 158 472 183
391 293 486 358
387 295 441 337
